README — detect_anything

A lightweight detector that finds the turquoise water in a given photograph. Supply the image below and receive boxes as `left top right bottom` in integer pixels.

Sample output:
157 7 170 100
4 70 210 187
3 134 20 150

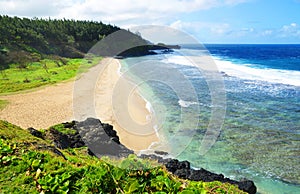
120 46 300 194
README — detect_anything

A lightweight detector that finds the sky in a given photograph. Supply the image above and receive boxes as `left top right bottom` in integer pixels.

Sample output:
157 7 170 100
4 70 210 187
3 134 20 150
0 0 300 43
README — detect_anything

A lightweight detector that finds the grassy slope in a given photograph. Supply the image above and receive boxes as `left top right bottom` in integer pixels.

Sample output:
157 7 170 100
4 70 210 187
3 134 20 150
0 56 102 94
0 120 246 194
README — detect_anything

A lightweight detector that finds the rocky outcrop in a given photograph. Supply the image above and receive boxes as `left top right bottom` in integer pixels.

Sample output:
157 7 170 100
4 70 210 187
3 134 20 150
48 127 85 149
116 44 179 58
28 118 256 193
164 159 256 194
75 118 134 157
139 154 256 194
28 118 133 158
27 127 44 139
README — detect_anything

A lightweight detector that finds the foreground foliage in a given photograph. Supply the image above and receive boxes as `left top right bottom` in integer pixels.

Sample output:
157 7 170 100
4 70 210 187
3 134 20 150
0 120 246 193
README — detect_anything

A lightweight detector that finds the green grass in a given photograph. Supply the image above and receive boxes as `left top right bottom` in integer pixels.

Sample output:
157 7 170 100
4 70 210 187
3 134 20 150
0 120 247 194
50 123 77 135
0 56 102 94
0 99 8 110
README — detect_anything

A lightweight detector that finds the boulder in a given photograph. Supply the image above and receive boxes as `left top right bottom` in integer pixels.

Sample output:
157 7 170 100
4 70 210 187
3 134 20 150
27 127 44 139
75 118 133 157
48 127 85 149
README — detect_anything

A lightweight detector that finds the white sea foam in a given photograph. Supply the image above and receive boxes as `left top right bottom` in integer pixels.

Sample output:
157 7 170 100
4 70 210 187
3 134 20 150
145 100 153 113
178 99 198 108
162 55 194 66
213 57 300 87
145 101 153 122
162 54 300 87
116 59 123 76
139 93 163 141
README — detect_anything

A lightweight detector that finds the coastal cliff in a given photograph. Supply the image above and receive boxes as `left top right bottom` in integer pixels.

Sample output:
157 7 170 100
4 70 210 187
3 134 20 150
22 118 256 193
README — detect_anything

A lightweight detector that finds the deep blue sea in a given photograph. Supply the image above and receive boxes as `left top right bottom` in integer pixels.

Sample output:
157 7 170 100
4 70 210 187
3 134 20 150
121 44 300 194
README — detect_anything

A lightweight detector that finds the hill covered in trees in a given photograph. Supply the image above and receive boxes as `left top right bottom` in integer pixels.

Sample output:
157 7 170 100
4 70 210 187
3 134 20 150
0 16 163 94
0 15 122 67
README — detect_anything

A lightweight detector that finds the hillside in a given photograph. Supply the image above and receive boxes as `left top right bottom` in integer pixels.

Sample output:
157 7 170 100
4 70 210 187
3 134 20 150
0 119 247 193
0 15 120 60
0 16 168 95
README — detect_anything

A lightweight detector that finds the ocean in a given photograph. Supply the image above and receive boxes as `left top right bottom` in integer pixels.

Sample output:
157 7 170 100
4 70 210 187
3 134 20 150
120 44 300 194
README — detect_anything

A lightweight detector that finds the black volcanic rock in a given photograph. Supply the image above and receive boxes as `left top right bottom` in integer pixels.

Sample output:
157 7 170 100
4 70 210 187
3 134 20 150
165 159 190 173
62 121 76 128
238 180 257 194
46 118 133 158
45 118 133 158
48 127 85 149
27 127 44 139
75 118 133 157
139 155 256 194
163 159 256 194
187 168 225 182
154 150 169 156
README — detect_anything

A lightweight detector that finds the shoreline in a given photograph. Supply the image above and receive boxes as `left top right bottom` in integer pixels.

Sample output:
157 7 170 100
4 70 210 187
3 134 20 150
94 58 160 151
0 57 159 151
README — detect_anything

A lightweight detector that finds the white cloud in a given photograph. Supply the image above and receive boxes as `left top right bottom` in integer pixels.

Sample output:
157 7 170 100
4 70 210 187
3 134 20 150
291 23 297 27
56 0 222 24
0 0 250 26
170 20 233 36
0 0 70 17
262 30 273 36
280 23 300 37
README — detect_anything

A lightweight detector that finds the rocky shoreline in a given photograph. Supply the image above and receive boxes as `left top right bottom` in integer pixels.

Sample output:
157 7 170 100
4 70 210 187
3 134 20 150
28 117 256 194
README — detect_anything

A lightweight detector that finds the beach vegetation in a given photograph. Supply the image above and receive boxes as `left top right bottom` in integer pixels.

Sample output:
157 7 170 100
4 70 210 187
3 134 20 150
0 56 101 94
0 120 246 193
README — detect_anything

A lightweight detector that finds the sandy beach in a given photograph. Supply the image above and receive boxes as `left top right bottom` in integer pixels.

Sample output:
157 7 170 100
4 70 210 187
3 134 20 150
0 58 158 151
94 58 159 150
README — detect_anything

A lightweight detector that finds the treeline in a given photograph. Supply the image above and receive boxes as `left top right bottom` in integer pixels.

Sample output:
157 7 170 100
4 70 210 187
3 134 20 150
0 15 121 68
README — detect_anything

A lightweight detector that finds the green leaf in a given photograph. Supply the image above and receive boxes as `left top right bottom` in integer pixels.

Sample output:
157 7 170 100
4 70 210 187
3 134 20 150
31 159 41 168
112 168 124 181
124 179 140 194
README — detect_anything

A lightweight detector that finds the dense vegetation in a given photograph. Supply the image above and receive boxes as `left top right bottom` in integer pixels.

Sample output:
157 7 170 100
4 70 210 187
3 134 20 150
0 15 120 94
0 120 246 193
0 15 152 95
0 15 120 60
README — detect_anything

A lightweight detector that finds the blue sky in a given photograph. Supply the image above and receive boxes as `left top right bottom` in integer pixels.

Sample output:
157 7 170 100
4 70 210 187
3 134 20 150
0 0 300 43
175 0 300 43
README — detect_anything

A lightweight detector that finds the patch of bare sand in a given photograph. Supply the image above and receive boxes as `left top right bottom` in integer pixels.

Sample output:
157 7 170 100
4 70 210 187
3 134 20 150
0 58 158 151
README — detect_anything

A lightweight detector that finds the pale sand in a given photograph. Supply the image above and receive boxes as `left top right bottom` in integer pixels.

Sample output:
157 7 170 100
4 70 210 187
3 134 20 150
94 58 159 151
0 58 158 151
